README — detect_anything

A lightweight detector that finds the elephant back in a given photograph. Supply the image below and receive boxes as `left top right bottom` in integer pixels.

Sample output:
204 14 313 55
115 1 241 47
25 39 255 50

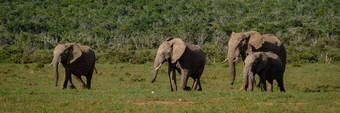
262 34 282 47
76 43 92 53
186 43 203 52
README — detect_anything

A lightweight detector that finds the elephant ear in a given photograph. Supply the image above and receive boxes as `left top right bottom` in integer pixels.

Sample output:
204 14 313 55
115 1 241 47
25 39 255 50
256 52 268 72
67 43 83 64
246 31 264 49
169 38 186 63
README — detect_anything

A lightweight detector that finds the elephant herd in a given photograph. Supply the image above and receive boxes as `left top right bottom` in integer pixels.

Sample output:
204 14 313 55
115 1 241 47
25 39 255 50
51 31 286 92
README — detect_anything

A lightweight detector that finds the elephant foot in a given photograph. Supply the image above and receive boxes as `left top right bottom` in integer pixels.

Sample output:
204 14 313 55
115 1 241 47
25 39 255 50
239 87 245 91
68 85 76 89
184 86 191 91
60 87 66 90
80 84 86 89
256 83 261 88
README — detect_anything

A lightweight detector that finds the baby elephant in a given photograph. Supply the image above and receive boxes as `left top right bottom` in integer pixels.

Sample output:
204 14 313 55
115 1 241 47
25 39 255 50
51 43 96 90
240 52 285 92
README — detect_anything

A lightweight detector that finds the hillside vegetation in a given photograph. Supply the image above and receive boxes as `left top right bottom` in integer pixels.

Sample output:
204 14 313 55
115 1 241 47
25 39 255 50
0 0 339 64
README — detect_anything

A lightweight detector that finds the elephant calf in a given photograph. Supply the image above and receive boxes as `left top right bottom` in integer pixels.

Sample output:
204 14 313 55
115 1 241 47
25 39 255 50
51 43 96 90
151 37 205 91
240 52 285 92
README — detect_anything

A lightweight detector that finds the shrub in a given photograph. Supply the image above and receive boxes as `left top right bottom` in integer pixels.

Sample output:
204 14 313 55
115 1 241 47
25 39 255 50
284 20 303 27
258 23 286 34
0 46 24 63
287 52 318 64
5 21 49 33
35 62 45 69
31 50 53 64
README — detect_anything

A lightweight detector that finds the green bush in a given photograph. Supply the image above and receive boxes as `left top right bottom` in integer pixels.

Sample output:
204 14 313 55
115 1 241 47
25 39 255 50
0 46 24 63
5 21 49 33
31 50 53 64
0 0 339 64
96 49 155 64
287 52 318 64
35 62 45 69
284 20 303 27
258 23 286 34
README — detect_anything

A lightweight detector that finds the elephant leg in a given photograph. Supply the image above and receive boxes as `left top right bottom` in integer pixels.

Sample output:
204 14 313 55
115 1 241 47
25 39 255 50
175 68 182 75
179 70 190 91
86 74 93 89
277 77 286 92
72 75 86 89
240 72 248 91
67 75 76 89
61 71 71 90
192 77 202 91
267 79 273 92
196 78 202 91
247 73 255 91
168 64 177 91
259 76 267 91
192 78 198 90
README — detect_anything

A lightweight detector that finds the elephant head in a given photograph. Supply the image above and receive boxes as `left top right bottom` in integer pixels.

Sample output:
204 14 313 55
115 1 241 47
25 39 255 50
151 37 186 83
245 52 268 73
52 43 82 86
228 31 264 85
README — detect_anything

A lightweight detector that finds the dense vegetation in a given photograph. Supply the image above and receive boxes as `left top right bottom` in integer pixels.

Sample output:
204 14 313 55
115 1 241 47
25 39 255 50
0 0 339 64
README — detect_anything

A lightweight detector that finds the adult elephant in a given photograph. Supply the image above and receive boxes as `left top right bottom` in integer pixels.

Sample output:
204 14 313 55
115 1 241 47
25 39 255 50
239 52 285 92
51 43 96 90
226 31 286 85
151 37 205 91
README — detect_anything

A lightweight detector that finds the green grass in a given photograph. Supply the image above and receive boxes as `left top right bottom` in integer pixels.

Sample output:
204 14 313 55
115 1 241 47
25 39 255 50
0 63 339 112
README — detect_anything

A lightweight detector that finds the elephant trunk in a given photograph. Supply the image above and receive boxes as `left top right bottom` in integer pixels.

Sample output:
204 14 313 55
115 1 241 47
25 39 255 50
151 69 159 83
229 60 236 85
52 55 60 86
151 57 163 83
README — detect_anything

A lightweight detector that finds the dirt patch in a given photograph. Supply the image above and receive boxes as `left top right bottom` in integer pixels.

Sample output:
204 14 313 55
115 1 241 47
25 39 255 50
286 102 308 105
28 82 37 86
0 71 8 74
256 102 308 106
129 101 194 105
256 102 274 106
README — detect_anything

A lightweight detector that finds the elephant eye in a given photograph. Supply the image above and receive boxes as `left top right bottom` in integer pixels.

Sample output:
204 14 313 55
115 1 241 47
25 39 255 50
236 43 242 47
60 53 67 56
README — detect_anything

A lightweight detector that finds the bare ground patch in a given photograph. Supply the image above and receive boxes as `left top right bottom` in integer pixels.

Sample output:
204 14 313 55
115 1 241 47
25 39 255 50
128 100 195 105
256 102 308 106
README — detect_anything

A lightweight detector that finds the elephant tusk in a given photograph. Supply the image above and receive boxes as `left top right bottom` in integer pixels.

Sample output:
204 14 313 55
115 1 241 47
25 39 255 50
232 57 238 62
154 64 162 70
221 57 238 63
221 58 228 64
49 62 61 66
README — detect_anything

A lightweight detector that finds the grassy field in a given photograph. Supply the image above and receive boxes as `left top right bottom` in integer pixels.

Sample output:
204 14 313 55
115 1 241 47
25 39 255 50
0 62 339 112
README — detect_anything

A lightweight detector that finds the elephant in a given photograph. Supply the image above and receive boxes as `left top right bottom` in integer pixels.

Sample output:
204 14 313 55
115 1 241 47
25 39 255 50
151 37 205 91
239 52 285 92
51 43 96 90
225 31 286 85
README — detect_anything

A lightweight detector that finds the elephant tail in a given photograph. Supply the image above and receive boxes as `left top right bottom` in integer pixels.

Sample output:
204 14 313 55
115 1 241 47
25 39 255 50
94 67 98 74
